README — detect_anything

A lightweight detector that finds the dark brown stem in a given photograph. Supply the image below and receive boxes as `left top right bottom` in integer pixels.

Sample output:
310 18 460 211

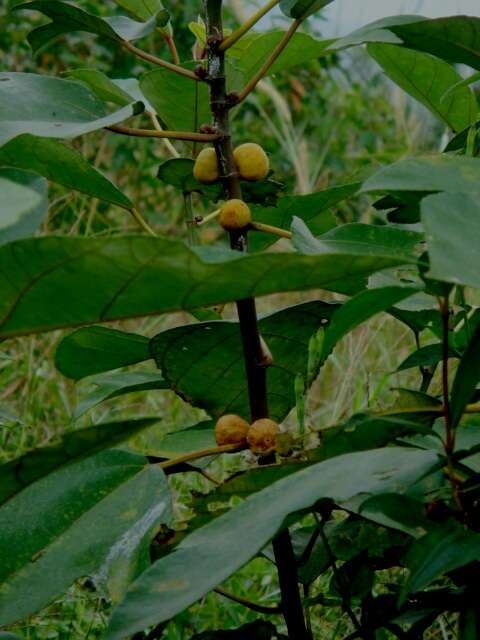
205 2 308 638
106 124 219 143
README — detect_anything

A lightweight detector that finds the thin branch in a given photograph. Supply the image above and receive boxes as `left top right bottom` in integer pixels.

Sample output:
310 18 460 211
250 221 292 239
106 123 219 143
214 586 281 615
318 522 367 640
158 28 181 65
129 208 157 236
158 443 245 470
122 39 197 80
195 208 221 225
236 19 303 103
149 112 180 157
219 0 280 51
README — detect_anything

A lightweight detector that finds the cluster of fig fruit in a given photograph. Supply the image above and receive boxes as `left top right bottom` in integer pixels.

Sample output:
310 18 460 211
193 142 269 232
215 413 279 456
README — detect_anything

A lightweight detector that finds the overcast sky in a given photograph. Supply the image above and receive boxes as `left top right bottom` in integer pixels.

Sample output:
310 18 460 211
321 0 480 34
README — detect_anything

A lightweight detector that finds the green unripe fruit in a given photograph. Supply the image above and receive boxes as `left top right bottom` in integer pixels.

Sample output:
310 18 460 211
219 199 252 231
193 147 220 184
233 143 270 182
215 414 249 447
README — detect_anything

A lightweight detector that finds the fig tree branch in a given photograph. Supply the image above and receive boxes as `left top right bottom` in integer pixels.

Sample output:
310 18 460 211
214 586 281 615
219 0 280 51
250 221 293 239
122 40 197 80
106 124 219 142
236 18 303 104
157 28 181 65
158 443 245 469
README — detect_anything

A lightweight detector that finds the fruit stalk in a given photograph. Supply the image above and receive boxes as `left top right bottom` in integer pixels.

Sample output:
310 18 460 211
205 2 308 637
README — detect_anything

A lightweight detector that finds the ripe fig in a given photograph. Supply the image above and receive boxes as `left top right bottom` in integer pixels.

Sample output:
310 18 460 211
215 414 250 447
233 142 270 182
193 147 219 183
247 418 279 455
219 199 252 231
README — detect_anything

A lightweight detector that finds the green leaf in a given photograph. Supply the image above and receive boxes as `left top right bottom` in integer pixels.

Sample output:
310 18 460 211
156 421 216 459
63 69 134 106
16 1 159 51
74 371 169 419
458 608 480 640
0 418 160 505
403 521 480 595
140 68 210 133
367 43 477 133
450 324 480 428
106 447 438 638
157 158 221 198
422 192 480 290
0 135 132 210
56 326 151 380
330 15 422 50
113 0 166 22
0 449 171 625
279 0 334 20
0 231 417 340
150 301 338 422
362 154 480 196
359 494 431 538
319 286 419 365
397 343 457 372
0 72 142 148
250 183 359 251
0 168 48 244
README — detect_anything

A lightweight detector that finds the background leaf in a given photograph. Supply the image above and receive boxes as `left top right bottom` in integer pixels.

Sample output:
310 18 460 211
0 450 171 626
55 326 151 380
0 168 48 244
279 0 334 20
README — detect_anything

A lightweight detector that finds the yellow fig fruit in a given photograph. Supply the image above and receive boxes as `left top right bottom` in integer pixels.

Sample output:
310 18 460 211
215 414 250 447
193 147 219 184
219 199 252 231
233 143 270 182
247 418 279 455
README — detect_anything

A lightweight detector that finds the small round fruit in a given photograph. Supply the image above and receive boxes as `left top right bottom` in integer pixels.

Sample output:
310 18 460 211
215 414 250 447
193 147 219 184
247 419 279 455
219 199 252 231
233 143 270 182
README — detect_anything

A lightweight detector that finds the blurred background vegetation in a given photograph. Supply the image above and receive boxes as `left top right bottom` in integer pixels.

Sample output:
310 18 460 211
0 1 450 638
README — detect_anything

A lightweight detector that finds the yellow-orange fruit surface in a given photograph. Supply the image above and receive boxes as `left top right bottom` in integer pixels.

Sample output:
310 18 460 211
247 418 279 455
215 414 250 447
219 199 252 231
193 147 219 183
233 143 270 181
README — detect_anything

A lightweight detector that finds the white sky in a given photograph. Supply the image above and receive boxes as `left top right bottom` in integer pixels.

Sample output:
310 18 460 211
321 0 480 34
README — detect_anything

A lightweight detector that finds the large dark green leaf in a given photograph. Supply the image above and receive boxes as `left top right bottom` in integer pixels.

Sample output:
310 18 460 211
279 0 334 19
150 301 339 422
397 343 456 372
0 449 171 625
16 1 159 51
106 447 438 638
0 224 417 339
0 418 159 504
0 135 133 210
73 371 169 419
402 521 480 595
250 183 359 251
335 15 480 72
362 154 480 196
422 192 480 290
157 421 216 459
367 43 477 133
0 73 141 147
140 68 210 133
114 0 167 22
0 168 48 244
450 324 480 428
55 326 150 380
